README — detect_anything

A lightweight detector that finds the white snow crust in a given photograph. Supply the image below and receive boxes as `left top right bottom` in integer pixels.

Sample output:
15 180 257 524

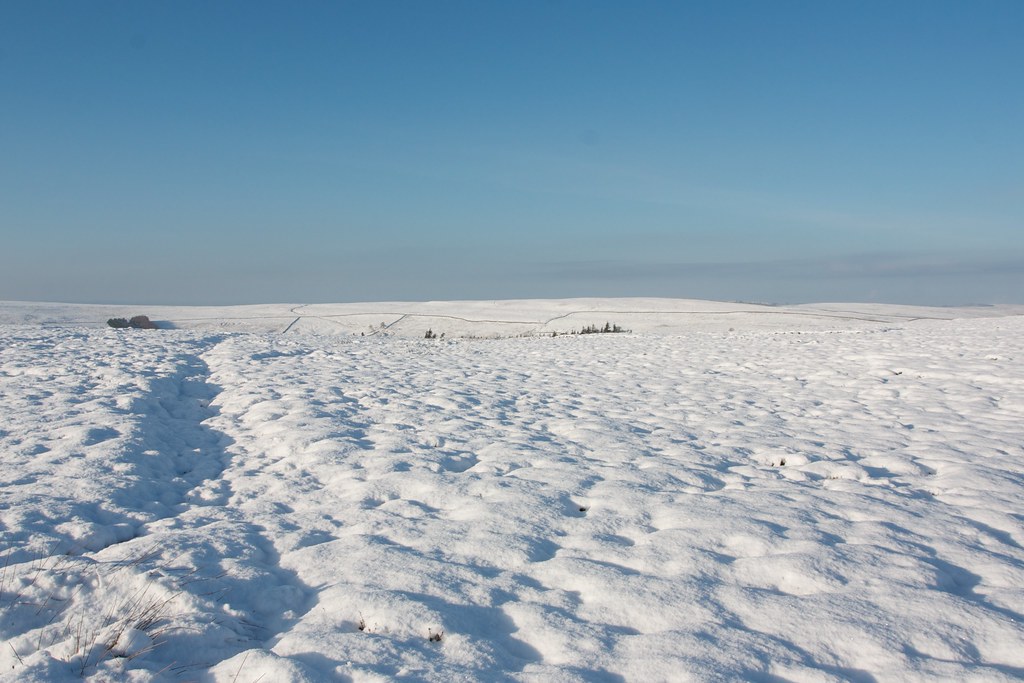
1 299 1023 681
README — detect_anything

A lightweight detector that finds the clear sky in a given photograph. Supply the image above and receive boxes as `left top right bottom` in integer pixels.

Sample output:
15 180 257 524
2 1 1022 305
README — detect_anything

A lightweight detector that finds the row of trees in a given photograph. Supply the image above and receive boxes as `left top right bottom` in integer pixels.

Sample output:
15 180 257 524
578 322 628 334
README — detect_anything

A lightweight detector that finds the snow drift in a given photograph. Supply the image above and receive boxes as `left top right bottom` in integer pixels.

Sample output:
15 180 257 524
1 299 1022 681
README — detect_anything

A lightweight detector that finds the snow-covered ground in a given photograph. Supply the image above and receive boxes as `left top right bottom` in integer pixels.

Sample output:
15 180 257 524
1 299 1023 681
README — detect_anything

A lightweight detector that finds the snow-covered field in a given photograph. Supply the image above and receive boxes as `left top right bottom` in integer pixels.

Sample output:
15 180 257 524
2 299 1023 681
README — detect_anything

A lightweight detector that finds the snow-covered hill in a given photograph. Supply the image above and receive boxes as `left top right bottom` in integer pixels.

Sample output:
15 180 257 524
3 297 1022 337
1 300 1023 681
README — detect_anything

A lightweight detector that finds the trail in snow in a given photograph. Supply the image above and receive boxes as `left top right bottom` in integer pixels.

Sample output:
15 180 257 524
0 331 312 679
0 331 226 557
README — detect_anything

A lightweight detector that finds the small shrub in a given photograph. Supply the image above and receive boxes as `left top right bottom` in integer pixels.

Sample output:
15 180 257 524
355 612 385 634
1 544 180 677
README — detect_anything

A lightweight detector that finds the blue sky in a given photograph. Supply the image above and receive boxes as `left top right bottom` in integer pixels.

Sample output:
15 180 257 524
2 1 1022 305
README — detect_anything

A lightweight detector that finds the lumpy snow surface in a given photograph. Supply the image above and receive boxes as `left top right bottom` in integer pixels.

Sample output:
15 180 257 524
1 302 1023 681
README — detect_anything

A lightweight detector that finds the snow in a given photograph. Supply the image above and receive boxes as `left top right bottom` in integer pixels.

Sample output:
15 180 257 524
2 299 1023 681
